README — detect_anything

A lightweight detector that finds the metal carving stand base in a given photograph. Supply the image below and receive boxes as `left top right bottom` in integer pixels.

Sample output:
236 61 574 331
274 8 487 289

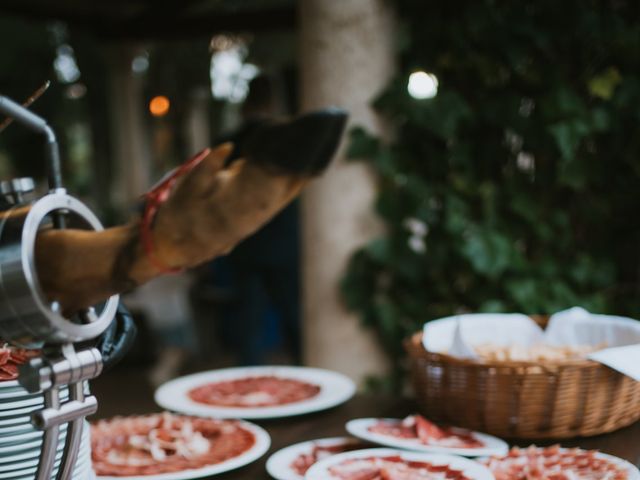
20 344 102 480
0 95 118 480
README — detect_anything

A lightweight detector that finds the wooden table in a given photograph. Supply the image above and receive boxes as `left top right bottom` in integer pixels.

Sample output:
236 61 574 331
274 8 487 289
91 368 640 479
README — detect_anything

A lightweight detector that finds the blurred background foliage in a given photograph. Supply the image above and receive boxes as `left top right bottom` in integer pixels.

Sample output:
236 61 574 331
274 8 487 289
342 0 640 379
0 14 294 221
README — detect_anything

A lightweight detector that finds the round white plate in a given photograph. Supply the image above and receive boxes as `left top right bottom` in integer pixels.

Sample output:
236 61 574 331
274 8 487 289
346 418 509 457
0 425 87 469
305 447 494 480
597 452 640 479
0 424 71 456
0 413 32 427
0 444 65 470
0 428 42 446
482 449 640 480
0 380 20 389
266 437 368 480
0 404 41 418
0 443 59 464
0 422 35 436
11 458 93 480
0 395 47 410
0 387 69 401
0 437 43 454
96 419 271 480
155 366 356 419
0 452 89 479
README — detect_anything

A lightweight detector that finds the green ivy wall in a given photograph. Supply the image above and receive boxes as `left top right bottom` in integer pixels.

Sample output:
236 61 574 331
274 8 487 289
341 0 640 377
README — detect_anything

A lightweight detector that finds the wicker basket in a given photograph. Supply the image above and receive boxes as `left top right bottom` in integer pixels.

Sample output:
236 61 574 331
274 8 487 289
405 318 640 439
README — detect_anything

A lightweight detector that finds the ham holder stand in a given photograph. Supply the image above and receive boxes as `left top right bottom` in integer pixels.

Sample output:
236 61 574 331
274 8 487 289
0 94 120 480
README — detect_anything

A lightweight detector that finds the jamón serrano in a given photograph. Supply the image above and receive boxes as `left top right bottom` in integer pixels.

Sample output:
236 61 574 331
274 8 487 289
188 375 321 408
91 412 256 476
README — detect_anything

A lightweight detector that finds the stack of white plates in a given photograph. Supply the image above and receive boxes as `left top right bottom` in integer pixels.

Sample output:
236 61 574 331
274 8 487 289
0 379 92 480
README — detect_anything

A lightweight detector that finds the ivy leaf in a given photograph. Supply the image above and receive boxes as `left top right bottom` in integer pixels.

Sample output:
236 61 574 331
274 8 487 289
412 91 472 139
478 299 509 312
548 119 590 160
347 127 379 159
444 194 470 235
461 228 513 279
505 278 540 312
588 67 622 100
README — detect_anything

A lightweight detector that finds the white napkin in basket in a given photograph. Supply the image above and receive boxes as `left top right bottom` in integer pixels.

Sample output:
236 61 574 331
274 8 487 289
422 313 544 357
422 308 640 381
547 307 640 381
546 307 640 347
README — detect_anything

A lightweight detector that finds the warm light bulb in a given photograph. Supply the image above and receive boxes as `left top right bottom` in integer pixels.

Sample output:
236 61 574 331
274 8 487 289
149 95 170 117
408 71 438 99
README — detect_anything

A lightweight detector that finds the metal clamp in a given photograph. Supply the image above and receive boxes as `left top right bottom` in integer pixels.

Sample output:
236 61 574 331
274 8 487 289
0 192 119 346
20 344 103 480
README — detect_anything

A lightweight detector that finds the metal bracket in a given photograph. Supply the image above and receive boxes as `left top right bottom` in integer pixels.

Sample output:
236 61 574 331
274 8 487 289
20 344 103 480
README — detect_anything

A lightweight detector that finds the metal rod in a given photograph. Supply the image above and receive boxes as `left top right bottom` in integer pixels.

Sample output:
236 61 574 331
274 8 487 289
0 93 64 193
35 387 61 480
0 81 50 133
56 382 85 480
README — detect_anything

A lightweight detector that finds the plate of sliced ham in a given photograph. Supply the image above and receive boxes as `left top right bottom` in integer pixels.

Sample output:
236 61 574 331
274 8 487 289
0 346 40 383
154 366 356 419
482 445 639 480
305 447 495 480
346 415 508 457
266 437 370 480
92 412 270 480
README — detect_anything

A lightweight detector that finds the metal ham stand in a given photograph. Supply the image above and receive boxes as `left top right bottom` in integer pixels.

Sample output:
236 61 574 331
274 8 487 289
0 94 120 480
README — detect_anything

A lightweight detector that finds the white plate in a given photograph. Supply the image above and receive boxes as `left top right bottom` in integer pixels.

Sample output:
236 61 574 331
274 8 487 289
0 391 70 410
346 418 509 457
0 429 42 446
0 443 61 464
0 437 43 454
0 424 71 456
0 387 69 401
0 413 32 427
482 448 640 480
155 366 356 419
0 424 87 468
0 396 47 410
0 422 35 436
0 452 89 479
597 452 640 479
305 447 494 480
0 404 41 418
11 460 92 480
266 437 368 480
96 419 271 480
0 380 20 389
0 443 67 470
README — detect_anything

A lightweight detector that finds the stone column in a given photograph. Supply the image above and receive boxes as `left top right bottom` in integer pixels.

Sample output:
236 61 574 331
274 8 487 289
106 45 151 211
299 0 395 383
184 86 212 152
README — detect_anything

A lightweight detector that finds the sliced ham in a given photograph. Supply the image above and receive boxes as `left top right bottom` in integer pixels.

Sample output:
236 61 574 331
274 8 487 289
327 456 473 480
483 445 629 480
91 412 256 476
369 415 484 450
0 344 40 381
188 375 321 407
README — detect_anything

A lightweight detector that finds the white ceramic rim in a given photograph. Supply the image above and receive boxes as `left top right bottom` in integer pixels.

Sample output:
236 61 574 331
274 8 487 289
266 437 365 480
96 419 271 480
305 447 495 480
154 366 356 419
345 418 509 457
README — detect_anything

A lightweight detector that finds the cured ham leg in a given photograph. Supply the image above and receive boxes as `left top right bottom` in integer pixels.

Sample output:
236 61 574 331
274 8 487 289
31 109 347 313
